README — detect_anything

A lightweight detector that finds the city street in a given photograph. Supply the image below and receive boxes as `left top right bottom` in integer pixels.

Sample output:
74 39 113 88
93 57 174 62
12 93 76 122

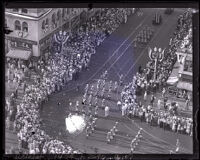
40 8 193 154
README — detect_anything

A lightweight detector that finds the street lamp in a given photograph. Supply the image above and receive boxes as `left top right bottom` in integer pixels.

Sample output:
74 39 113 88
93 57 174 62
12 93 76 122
54 30 69 53
148 47 165 81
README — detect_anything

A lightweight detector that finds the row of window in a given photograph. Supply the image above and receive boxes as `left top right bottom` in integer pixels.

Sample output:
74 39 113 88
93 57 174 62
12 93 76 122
13 8 28 13
12 8 78 15
15 20 28 32
6 9 81 34
10 40 32 50
41 8 73 32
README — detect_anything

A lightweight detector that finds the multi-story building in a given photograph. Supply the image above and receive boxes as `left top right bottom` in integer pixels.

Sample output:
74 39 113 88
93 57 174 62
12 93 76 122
167 27 192 98
176 53 192 93
5 8 93 59
176 27 192 93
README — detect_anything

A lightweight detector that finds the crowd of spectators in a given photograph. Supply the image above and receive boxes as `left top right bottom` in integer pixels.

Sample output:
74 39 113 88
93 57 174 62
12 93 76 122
5 8 134 154
121 9 193 136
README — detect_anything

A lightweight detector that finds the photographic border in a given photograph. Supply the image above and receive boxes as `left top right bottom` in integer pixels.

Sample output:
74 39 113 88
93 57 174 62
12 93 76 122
1 0 199 159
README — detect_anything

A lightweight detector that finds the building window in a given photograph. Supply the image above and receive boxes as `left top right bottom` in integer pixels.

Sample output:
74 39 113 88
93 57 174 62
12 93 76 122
52 13 57 28
57 10 61 21
22 22 28 32
21 8 28 13
42 20 45 30
13 8 19 12
52 13 56 23
45 18 49 28
5 18 7 28
66 8 70 14
14 20 21 30
62 8 65 18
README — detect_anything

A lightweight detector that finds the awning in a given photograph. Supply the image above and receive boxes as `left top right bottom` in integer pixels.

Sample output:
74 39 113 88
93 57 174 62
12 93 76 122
177 81 192 92
166 61 180 85
6 49 31 60
166 77 179 85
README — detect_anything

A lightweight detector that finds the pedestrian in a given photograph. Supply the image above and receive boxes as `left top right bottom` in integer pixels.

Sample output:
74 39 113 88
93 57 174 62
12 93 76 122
119 74 123 86
102 99 105 108
101 88 105 98
150 95 155 107
94 86 99 97
93 96 98 106
82 94 87 105
88 104 92 115
175 139 180 153
162 88 166 98
106 132 111 143
157 99 161 110
107 88 111 99
90 85 94 95
113 126 118 134
85 84 89 95
75 100 79 113
144 91 147 102
122 104 127 117
114 81 118 92
69 102 72 109
88 94 92 105
86 126 90 138
105 106 110 117
117 101 122 111
95 106 98 116
185 99 189 111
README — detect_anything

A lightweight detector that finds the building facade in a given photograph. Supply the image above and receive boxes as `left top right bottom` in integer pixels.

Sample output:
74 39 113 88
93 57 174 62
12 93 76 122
5 8 93 58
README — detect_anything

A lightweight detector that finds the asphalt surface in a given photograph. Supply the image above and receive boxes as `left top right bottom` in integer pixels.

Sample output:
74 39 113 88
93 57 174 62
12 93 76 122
40 8 192 154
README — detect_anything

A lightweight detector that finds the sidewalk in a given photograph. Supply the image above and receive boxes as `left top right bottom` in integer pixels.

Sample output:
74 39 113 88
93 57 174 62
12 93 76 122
137 90 192 118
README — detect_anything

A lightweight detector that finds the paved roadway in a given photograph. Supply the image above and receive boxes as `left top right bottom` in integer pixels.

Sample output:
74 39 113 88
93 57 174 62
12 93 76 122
40 8 193 154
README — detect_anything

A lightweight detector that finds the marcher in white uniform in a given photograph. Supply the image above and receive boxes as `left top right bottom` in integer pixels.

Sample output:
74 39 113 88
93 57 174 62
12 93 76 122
144 91 147 102
114 81 118 92
175 139 180 153
94 96 98 106
88 94 92 105
107 131 111 143
105 106 110 117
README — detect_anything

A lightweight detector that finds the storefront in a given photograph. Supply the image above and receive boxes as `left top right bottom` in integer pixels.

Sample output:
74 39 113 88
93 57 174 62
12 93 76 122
166 60 192 99
166 61 180 85
6 49 31 60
